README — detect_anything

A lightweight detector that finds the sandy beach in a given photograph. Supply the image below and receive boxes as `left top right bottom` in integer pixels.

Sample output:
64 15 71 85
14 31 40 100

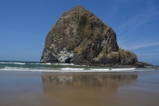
0 70 159 106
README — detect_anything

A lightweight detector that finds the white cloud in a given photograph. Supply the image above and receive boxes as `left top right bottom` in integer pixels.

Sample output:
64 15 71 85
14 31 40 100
115 6 159 35
121 42 159 50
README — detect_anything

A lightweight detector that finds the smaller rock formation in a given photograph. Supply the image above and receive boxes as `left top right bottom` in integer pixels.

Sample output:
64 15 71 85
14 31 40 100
136 62 153 68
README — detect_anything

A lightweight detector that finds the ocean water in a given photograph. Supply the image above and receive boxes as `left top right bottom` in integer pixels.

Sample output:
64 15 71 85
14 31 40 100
0 61 155 72
0 61 159 106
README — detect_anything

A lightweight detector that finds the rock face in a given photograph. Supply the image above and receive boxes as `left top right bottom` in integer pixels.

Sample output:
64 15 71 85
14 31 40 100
41 5 138 66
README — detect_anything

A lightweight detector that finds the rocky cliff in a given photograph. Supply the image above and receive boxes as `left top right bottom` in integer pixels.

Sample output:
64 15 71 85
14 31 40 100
41 5 138 66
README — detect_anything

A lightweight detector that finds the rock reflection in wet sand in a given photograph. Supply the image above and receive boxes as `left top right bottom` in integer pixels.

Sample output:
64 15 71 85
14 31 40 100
41 73 138 106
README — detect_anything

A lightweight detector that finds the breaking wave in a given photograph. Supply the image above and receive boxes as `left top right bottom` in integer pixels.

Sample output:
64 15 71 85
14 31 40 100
0 61 26 65
0 66 150 72
0 61 155 72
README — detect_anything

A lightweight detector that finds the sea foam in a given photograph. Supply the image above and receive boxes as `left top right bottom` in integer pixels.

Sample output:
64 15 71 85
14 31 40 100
0 61 155 72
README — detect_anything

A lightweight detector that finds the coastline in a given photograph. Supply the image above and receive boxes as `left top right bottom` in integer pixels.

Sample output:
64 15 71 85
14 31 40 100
1 61 158 73
0 70 159 106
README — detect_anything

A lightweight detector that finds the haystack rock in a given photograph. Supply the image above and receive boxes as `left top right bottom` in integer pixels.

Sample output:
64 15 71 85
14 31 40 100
41 5 138 66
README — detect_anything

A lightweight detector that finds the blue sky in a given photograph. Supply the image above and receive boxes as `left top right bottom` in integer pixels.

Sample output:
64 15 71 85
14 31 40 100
0 0 159 65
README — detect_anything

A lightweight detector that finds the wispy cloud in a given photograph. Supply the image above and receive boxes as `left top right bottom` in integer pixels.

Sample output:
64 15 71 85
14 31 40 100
115 6 159 35
121 42 159 50
117 6 159 51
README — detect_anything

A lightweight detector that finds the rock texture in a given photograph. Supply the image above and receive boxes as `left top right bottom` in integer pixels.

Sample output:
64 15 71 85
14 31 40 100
41 5 138 66
135 62 153 68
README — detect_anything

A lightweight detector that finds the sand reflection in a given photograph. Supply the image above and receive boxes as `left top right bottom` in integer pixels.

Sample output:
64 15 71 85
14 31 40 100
41 73 138 106
42 73 137 89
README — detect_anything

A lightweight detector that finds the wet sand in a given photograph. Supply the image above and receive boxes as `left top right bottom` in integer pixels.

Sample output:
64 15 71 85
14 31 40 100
0 70 159 106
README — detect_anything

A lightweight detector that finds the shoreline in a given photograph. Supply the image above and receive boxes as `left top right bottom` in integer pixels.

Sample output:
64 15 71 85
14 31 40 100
0 70 159 106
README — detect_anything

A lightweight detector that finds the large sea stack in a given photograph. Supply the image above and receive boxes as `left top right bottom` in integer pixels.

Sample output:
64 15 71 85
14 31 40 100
41 5 138 66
